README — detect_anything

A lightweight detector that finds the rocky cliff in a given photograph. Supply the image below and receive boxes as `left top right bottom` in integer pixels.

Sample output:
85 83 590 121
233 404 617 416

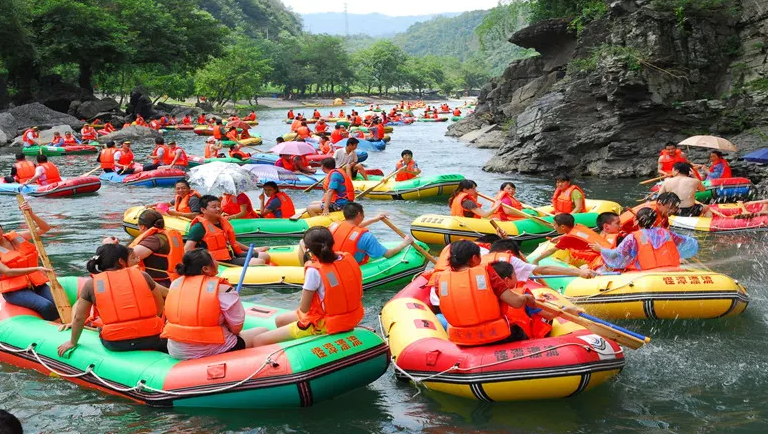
450 0 768 183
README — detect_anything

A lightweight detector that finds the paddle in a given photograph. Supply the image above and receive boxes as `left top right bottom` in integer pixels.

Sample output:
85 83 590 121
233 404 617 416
477 192 554 229
380 217 437 264
15 195 72 323
534 299 649 350
79 166 101 177
355 166 405 200
303 163 347 193
235 244 255 293
640 175 667 185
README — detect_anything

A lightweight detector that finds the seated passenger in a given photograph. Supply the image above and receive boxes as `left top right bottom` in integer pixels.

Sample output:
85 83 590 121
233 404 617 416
128 209 184 287
492 182 523 221
259 182 295 219
327 202 412 264
221 192 259 220
449 179 501 218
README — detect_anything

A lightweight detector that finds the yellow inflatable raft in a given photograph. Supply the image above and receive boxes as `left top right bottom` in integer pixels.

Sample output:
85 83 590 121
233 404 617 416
410 200 621 250
529 242 750 320
351 174 463 201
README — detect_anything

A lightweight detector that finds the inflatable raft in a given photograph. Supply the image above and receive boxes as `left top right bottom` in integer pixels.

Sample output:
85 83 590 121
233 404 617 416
651 177 753 203
350 126 394 134
221 137 262 147
416 118 448 122
528 243 750 319
187 156 256 168
0 277 389 409
22 144 99 156
351 174 464 200
669 202 768 232
335 138 386 152
380 274 625 401
410 200 622 251
100 168 186 188
450 116 464 121
0 176 101 198
217 242 428 292
123 206 345 239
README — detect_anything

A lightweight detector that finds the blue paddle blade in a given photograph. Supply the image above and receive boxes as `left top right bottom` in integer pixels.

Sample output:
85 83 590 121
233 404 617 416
235 244 255 293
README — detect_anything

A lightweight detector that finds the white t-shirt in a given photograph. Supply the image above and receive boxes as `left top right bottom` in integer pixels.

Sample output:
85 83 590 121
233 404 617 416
303 255 345 304
428 253 536 306
333 148 357 167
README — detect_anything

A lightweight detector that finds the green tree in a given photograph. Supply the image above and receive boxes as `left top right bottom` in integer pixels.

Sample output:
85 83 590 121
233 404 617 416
460 59 491 93
362 41 407 95
0 0 38 103
195 37 272 106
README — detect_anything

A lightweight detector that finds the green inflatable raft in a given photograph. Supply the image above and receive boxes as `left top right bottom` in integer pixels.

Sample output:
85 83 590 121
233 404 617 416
0 277 389 408
22 142 100 156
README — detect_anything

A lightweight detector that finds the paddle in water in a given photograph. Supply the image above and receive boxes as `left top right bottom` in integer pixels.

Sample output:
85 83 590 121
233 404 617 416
477 192 554 229
355 166 405 200
235 243 255 293
380 217 437 264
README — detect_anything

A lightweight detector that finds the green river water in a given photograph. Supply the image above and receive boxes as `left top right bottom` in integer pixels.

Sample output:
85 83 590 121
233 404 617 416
0 104 766 434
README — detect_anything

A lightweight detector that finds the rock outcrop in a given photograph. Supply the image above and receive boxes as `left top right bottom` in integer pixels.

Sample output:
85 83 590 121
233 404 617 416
0 103 84 145
453 0 768 179
101 125 161 142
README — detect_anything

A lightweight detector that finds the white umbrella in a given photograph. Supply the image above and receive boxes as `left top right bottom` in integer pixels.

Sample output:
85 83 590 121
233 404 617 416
188 161 260 196
678 135 738 152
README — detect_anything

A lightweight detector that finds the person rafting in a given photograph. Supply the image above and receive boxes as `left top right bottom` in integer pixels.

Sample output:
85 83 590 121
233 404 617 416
296 122 312 140
327 202 412 264
212 120 226 143
369 119 385 141
112 141 136 174
275 153 314 175
49 131 65 147
552 174 586 214
449 179 501 218
80 124 97 142
182 115 192 125
658 142 687 177
287 109 294 120
312 109 321 119
22 127 39 146
162 248 263 359
259 182 295 219
333 137 368 180
229 142 251 160
161 141 188 171
492 182 523 221
620 192 681 233
453 108 461 116
330 124 346 144
165 180 202 219
658 162 721 217
244 110 257 121
395 150 421 181
306 158 355 217
531 213 596 266
184 195 269 265
0 201 57 321
318 135 332 154
97 141 117 172
696 151 732 180
22 155 61 186
221 192 259 220
128 209 184 287
597 207 698 271
143 137 167 171
197 113 206 124
249 227 364 348
204 137 223 158
63 131 80 145
57 244 168 356
315 118 328 134
6 153 35 184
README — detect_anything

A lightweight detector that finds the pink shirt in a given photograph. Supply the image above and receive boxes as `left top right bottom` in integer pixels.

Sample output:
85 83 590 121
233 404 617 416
167 291 244 360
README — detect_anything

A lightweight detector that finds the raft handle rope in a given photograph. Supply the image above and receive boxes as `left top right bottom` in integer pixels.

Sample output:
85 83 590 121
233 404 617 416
4 336 326 397
390 342 616 399
569 271 728 300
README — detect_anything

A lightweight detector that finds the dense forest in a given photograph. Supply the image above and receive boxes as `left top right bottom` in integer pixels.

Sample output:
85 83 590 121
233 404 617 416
0 0 547 109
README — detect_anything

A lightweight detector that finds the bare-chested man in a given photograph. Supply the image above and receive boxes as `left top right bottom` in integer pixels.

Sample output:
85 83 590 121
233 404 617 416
658 162 723 218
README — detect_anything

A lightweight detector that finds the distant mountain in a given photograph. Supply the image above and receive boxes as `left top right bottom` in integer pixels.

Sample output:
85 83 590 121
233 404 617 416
391 10 489 62
301 12 460 37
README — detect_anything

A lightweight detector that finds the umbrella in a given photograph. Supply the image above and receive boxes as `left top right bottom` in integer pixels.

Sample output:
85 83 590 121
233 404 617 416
226 120 252 130
188 161 259 196
743 148 768 164
270 141 317 156
678 135 737 152
242 164 300 181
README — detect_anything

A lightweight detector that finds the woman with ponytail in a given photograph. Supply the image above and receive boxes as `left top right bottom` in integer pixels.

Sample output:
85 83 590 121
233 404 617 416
128 209 184 286
448 179 501 218
57 244 168 356
161 248 260 360
250 227 364 348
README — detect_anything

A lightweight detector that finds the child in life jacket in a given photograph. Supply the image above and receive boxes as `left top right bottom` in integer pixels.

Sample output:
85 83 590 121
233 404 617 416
250 227 364 347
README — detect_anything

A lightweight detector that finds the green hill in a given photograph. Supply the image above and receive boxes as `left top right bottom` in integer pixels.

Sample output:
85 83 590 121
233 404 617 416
196 0 302 39
391 11 488 62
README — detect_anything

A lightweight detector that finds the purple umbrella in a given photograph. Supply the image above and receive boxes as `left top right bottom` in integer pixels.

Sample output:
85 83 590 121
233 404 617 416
270 141 317 156
242 164 300 181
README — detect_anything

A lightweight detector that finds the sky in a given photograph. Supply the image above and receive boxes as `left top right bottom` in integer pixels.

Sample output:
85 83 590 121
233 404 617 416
282 0 501 16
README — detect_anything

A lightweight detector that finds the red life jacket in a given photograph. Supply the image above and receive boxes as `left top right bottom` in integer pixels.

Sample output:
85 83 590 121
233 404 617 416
263 192 295 218
92 267 164 342
633 229 680 270
213 126 226 140
323 169 355 203
37 162 61 185
450 192 481 218
659 149 686 173
315 122 327 133
22 129 39 145
710 158 732 178
329 221 370 264
298 253 364 334
81 126 97 140
221 194 258 219
151 145 169 164
13 161 36 183
63 135 78 145
197 115 206 124
117 149 134 166
0 232 48 293
331 130 343 144
161 275 228 344
128 227 184 283
492 191 523 221
395 160 417 181
163 147 187 166
100 148 116 170
189 216 243 261
552 184 586 214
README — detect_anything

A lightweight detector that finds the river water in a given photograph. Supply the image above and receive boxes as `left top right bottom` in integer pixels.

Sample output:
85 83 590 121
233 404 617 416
0 105 766 434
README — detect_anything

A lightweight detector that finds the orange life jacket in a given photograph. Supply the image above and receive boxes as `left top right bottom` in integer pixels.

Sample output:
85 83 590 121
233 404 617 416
63 135 78 145
204 142 218 158
226 130 239 142
313 110 321 119
659 149 686 173
81 126 97 140
13 161 36 183
22 129 39 145
151 145 169 164
711 158 732 178
315 122 327 133
331 130 343 144
128 227 184 283
244 112 256 121
37 162 61 185
213 126 226 140
323 169 355 203
0 232 48 293
163 147 187 166
174 190 201 214
298 253 364 334
453 109 461 116
287 110 294 119
437 266 511 346
296 126 311 139
552 184 586 214
92 267 164 341
182 116 192 125
221 194 258 219
554 224 610 265
263 192 295 218
480 251 527 266
103 123 115 133
492 191 523 221
149 120 160 130
329 221 370 264
290 119 301 132
100 148 116 170
633 229 680 270
117 149 134 166
190 216 243 261
161 275 227 344
620 202 667 233
450 192 481 218
588 232 619 270
395 160 417 181
319 140 332 154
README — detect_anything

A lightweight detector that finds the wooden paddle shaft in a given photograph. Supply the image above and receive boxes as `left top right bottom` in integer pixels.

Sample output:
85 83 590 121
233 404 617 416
303 163 347 193
355 166 405 200
380 217 437 264
477 192 554 229
79 166 101 177
640 175 666 185
15 195 72 323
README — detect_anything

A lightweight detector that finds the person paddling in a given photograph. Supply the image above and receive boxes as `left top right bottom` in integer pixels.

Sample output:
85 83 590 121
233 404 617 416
448 179 501 218
128 209 184 287
658 162 722 218
552 174 585 214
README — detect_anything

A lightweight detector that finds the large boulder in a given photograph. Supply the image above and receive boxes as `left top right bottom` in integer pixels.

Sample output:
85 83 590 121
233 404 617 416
76 98 120 120
0 129 7 145
8 102 84 132
0 113 16 143
33 75 94 114
126 89 156 120
10 125 76 147
101 125 161 142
